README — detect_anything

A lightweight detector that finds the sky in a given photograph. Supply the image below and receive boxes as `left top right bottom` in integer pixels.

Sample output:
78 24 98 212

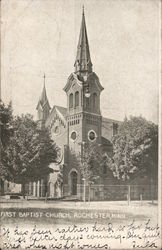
1 0 161 123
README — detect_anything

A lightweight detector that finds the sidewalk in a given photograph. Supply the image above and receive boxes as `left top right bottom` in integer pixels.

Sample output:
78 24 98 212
0 197 158 210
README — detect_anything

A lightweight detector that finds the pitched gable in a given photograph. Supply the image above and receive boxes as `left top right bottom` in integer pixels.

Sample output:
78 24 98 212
63 73 83 93
45 105 67 128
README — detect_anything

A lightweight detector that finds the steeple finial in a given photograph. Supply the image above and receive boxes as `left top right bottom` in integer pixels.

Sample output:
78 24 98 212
43 73 46 86
74 8 92 74
82 5 84 15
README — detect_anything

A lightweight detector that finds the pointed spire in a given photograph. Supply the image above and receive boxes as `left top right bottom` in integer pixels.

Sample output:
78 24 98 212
43 73 46 86
82 5 84 15
74 8 92 74
36 74 50 110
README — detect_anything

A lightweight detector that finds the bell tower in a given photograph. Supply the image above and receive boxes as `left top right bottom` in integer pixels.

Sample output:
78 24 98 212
36 74 51 129
63 8 104 153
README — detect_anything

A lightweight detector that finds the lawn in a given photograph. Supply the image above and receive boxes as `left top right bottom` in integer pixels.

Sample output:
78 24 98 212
0 199 159 226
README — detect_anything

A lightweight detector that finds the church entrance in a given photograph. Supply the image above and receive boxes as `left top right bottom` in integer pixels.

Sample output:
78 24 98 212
70 171 77 195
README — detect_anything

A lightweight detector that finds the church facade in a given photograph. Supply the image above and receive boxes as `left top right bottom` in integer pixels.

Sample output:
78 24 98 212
27 9 119 200
25 9 157 201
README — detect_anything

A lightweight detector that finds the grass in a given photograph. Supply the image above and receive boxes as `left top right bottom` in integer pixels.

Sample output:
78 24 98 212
0 200 158 226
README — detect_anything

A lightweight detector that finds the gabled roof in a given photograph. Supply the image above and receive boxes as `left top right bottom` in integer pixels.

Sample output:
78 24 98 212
55 105 67 118
45 105 67 128
101 136 112 146
63 72 104 93
88 72 104 92
63 73 83 92
102 117 121 124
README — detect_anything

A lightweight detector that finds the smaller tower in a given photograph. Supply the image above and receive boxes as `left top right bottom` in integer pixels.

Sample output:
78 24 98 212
36 74 51 129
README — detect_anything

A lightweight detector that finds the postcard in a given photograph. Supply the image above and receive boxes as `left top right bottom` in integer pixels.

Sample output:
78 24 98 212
0 0 161 249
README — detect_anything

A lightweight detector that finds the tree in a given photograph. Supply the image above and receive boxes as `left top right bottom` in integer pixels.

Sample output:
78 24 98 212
0 100 13 147
0 101 13 194
110 116 158 181
79 142 111 184
1 114 58 196
77 142 112 201
55 164 64 197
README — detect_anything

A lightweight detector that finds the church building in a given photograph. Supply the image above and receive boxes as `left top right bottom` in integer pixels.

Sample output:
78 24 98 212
28 9 119 200
26 9 156 201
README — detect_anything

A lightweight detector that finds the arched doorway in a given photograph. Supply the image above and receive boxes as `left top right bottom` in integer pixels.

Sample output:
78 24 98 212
70 171 77 195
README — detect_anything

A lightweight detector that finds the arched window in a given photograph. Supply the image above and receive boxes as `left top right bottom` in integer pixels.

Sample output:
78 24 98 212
70 171 77 195
75 91 79 107
69 93 73 108
92 93 97 108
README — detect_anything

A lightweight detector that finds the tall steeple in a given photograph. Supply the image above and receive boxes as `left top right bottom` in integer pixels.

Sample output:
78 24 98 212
74 7 92 75
36 74 51 128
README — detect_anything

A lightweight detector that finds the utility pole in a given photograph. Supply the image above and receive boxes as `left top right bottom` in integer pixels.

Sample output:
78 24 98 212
82 178 86 203
79 141 86 202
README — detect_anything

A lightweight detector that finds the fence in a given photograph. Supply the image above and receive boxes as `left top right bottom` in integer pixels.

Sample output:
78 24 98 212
76 184 158 202
2 181 158 202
